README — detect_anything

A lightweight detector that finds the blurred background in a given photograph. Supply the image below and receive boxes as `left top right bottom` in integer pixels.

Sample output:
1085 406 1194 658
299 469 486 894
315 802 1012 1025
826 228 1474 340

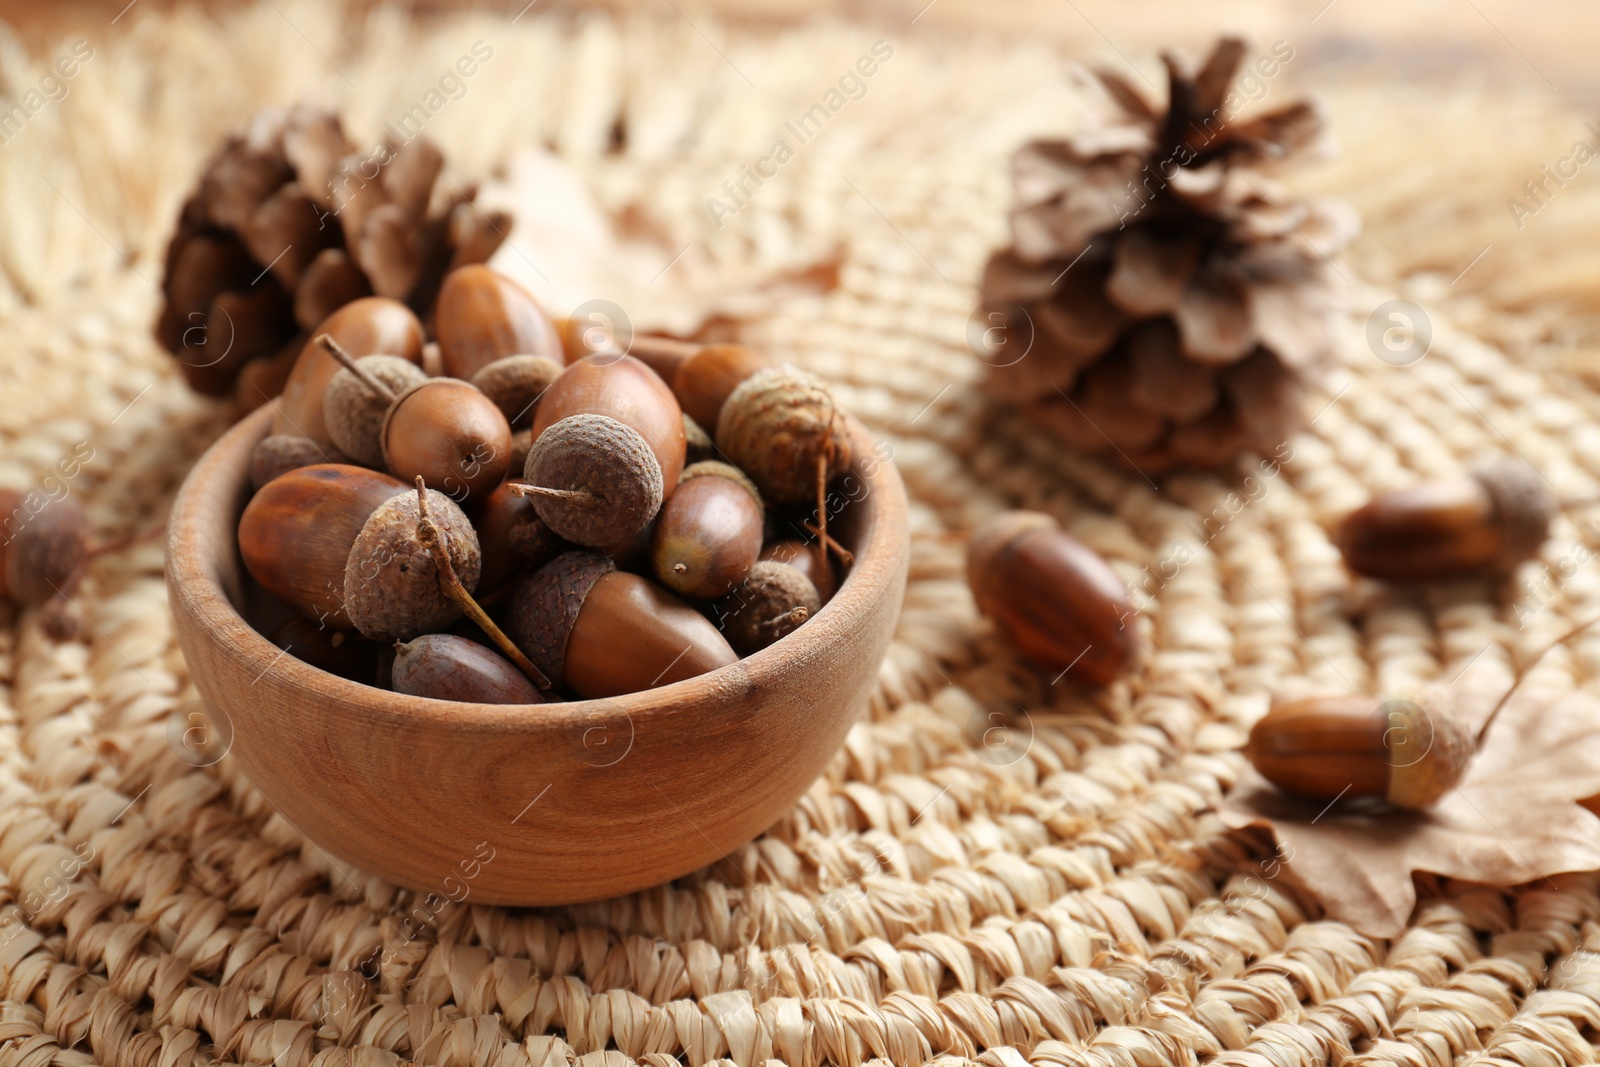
1 0 1597 366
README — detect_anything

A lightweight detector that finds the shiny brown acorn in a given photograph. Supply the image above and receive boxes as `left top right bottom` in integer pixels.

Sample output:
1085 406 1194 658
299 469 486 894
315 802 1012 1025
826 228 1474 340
671 343 772 433
1246 689 1473 810
391 633 545 704
507 551 737 699
237 464 481 640
967 510 1138 685
1335 458 1553 581
270 298 425 443
649 462 764 600
382 379 512 504
434 265 564 379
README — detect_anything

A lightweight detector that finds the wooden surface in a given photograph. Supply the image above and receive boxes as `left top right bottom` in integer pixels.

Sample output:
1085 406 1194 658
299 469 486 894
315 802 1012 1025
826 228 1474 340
165 405 909 905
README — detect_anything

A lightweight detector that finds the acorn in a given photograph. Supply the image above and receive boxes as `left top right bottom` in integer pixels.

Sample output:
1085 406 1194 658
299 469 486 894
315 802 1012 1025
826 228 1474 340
270 298 424 442
250 434 350 490
530 353 686 493
382 379 512 505
324 354 428 466
392 634 545 704
967 510 1138 685
434 265 563 379
0 493 88 610
237 464 480 640
650 462 764 600
514 354 686 546
1246 689 1473 810
761 538 836 603
470 355 564 429
268 616 378 681
716 365 851 506
1335 458 1553 581
518 415 663 547
712 560 821 655
671 343 772 433
472 480 565 594
507 551 737 698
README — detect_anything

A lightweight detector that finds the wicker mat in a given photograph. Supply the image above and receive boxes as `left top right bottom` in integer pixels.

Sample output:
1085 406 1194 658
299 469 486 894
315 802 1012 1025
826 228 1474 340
4 5 1600 1066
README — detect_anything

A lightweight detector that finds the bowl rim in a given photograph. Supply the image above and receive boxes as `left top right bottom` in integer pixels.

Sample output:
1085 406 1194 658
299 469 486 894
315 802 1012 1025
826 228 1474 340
167 403 908 735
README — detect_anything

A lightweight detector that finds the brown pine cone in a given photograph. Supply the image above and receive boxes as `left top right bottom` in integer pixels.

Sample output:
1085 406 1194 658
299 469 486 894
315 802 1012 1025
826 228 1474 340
156 104 510 403
978 37 1358 474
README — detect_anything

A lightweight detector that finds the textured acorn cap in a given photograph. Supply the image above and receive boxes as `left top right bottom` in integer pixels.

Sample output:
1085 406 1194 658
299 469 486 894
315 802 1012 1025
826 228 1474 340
470 354 564 429
714 559 821 655
342 487 481 641
523 414 664 546
966 510 1058 612
681 460 764 519
250 434 349 491
1384 686 1474 810
325 355 427 467
1472 457 1555 572
507 551 616 687
715 365 852 505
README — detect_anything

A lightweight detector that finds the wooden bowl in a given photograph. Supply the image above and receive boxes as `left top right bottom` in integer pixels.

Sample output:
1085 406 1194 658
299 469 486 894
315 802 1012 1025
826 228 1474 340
167 405 908 904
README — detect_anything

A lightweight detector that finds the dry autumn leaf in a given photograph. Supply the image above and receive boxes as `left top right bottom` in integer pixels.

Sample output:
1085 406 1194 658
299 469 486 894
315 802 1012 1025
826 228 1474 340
1219 688 1600 938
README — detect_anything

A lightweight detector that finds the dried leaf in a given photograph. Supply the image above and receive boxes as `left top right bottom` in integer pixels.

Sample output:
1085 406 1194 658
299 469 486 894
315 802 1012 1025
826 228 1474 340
1220 690 1600 938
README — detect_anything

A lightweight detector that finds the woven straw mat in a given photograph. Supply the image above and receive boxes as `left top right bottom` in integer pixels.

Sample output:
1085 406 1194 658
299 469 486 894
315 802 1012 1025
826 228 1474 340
4 6 1600 1067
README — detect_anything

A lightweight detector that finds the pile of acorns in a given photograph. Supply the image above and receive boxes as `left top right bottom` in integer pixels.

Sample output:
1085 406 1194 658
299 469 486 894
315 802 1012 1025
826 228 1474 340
239 264 853 704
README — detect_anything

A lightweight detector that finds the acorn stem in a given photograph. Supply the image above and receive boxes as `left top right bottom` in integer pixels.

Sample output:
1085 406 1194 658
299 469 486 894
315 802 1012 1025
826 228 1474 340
506 481 601 508
1476 611 1600 746
412 478 552 691
803 519 854 567
317 333 399 405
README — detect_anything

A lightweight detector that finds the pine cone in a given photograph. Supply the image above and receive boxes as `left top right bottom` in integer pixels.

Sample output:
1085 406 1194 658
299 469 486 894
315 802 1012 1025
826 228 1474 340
156 104 510 403
978 38 1358 474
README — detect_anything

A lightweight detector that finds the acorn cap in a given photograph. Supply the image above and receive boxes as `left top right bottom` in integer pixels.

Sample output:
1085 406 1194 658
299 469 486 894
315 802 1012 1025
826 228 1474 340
325 355 427 467
681 460 764 519
714 559 821 655
523 414 665 546
1472 458 1554 572
715 365 852 505
470 354 564 428
507 551 616 686
342 487 482 641
1384 686 1474 810
966 510 1058 612
250 434 349 491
